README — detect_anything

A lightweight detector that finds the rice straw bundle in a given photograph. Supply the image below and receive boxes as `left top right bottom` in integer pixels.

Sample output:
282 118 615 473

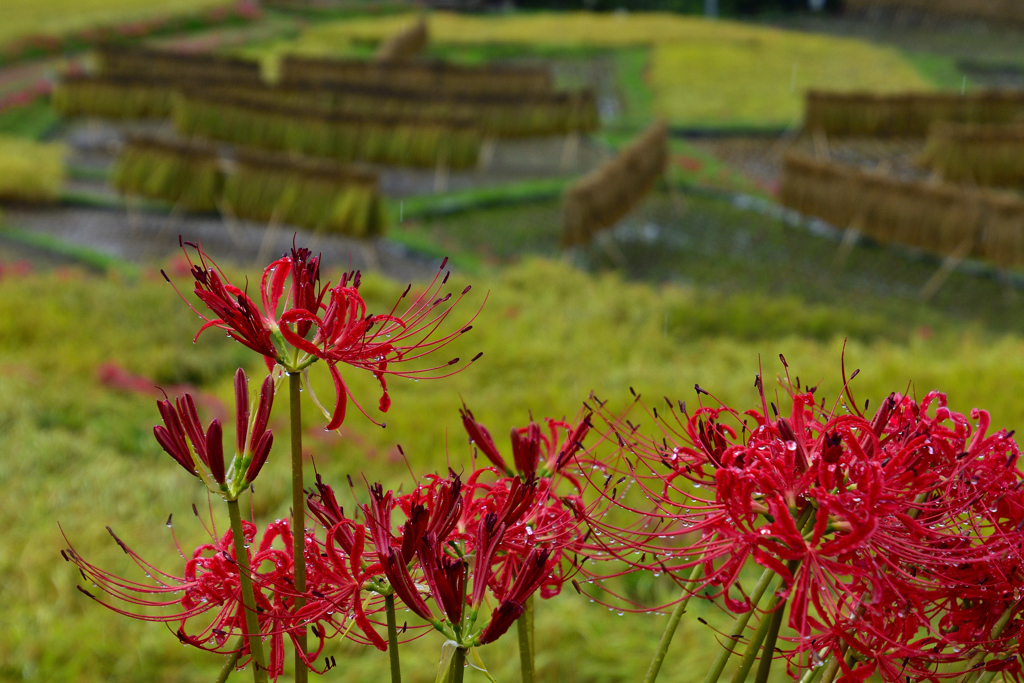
779 152 1024 268
97 44 263 85
845 0 1024 23
111 135 223 212
921 121 1024 187
561 120 668 247
805 90 1024 137
173 92 482 168
280 55 553 97
51 75 175 120
223 149 385 237
374 16 428 63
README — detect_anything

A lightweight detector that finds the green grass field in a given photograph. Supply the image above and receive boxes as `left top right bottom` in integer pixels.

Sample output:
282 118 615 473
0 0 227 46
4 248 1024 681
0 135 64 202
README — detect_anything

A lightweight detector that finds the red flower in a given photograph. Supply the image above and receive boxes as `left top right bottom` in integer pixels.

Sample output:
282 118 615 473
294 260 483 429
64 520 311 681
354 459 589 648
583 367 1024 681
167 241 482 430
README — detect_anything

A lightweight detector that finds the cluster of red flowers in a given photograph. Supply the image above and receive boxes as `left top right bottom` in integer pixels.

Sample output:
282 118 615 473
583 368 1024 683
67 237 1024 683
66 406 601 679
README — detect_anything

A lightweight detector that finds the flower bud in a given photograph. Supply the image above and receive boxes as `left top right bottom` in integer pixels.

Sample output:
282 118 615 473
233 368 249 456
206 419 225 484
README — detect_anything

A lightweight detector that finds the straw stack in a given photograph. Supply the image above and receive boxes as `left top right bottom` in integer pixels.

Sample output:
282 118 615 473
921 121 1024 187
111 135 385 236
845 0 1024 23
223 149 385 237
173 91 482 168
561 120 668 247
805 90 1024 137
97 44 263 85
280 55 553 97
779 152 1024 268
111 135 223 212
374 16 428 63
51 75 175 119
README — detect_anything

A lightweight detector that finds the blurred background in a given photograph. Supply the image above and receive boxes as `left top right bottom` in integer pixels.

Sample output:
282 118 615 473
4 0 1024 681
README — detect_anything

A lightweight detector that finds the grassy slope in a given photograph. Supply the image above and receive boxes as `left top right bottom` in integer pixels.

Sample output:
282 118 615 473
0 0 227 46
0 135 65 201
277 11 932 128
4 254 1024 681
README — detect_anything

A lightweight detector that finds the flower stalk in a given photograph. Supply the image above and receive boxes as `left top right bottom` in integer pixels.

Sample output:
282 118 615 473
517 606 534 683
288 371 308 683
728 576 785 683
701 566 777 683
452 647 467 683
215 638 244 683
385 593 402 683
644 562 706 683
226 499 268 683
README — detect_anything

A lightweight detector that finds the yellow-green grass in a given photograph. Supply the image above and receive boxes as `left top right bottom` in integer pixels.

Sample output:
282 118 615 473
274 12 933 128
3 256 1023 681
0 135 64 202
1 0 226 48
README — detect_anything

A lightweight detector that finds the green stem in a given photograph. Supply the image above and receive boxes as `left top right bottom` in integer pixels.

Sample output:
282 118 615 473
526 594 536 674
728 577 785 683
452 647 467 683
643 562 706 683
517 607 535 683
227 500 268 683
752 597 787 683
701 566 776 683
818 649 846 683
215 637 244 683
289 372 308 683
703 507 815 683
385 594 402 683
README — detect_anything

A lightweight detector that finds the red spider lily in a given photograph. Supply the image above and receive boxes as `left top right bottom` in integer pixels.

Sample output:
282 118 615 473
64 512 387 681
288 261 484 430
356 462 593 648
153 369 274 498
63 518 324 681
581 368 1024 682
163 240 281 366
166 240 483 430
304 475 391 651
459 405 593 479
